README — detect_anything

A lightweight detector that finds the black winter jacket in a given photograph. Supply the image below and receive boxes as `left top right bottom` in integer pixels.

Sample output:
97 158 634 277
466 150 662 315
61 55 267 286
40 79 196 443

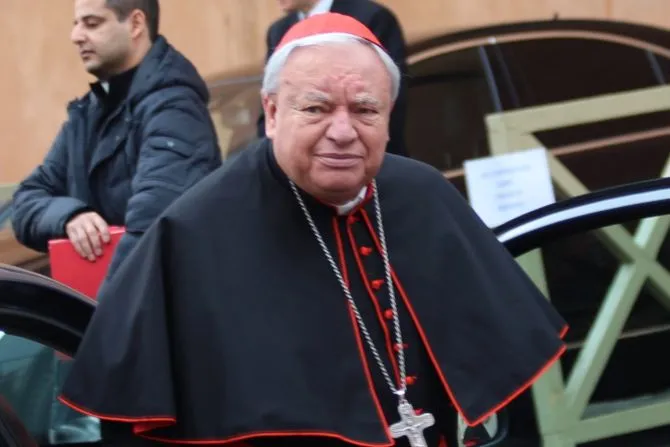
12 36 222 280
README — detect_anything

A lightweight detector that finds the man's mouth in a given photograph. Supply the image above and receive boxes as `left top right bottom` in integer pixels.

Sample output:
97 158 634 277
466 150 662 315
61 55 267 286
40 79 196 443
317 154 362 168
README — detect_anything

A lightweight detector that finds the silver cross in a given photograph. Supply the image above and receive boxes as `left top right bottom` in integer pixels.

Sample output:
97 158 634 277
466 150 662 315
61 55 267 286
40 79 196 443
389 400 435 447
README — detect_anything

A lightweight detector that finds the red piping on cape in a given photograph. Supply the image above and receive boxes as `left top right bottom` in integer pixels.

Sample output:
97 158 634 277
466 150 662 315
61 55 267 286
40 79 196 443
55 221 394 446
345 216 403 387
59 394 393 446
333 219 395 444
54 219 390 445
359 208 569 427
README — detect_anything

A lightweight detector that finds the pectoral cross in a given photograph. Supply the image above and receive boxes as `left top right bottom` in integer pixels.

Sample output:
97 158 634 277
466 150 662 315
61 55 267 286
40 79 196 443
389 400 435 447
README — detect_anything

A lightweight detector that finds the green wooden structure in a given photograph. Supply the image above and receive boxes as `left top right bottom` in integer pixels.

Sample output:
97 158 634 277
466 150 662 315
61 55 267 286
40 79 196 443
484 84 670 446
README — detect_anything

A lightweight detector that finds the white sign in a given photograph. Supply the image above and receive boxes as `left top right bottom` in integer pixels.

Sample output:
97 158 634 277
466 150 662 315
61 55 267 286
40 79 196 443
463 148 555 228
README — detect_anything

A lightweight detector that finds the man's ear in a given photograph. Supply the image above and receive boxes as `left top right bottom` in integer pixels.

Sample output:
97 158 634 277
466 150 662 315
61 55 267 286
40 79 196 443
262 93 278 139
128 9 146 40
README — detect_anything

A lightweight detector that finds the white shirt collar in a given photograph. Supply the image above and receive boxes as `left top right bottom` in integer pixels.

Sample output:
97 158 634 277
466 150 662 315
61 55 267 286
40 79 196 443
334 186 368 215
297 0 334 20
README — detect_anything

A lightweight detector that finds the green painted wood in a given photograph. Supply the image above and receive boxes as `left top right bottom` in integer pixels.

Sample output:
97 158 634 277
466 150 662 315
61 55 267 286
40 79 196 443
482 85 670 445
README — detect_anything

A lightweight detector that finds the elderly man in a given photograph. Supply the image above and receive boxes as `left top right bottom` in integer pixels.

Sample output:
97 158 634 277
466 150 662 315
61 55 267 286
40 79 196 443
59 14 567 447
257 0 409 157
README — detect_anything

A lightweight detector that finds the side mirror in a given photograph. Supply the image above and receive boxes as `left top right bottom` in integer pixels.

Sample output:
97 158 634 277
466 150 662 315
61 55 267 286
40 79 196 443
458 409 509 446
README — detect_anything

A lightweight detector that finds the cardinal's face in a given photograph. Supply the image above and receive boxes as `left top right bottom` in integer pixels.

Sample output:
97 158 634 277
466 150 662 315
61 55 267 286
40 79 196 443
264 42 392 205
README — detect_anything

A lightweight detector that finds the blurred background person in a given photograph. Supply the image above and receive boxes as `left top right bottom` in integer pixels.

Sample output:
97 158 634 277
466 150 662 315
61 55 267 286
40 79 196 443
11 0 222 282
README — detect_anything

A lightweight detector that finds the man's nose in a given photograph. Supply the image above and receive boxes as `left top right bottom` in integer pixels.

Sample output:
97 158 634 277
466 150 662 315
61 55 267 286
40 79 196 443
70 24 85 45
326 109 357 145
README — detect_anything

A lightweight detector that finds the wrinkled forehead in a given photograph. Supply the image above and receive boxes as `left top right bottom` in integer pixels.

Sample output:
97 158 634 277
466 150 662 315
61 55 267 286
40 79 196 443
279 43 392 101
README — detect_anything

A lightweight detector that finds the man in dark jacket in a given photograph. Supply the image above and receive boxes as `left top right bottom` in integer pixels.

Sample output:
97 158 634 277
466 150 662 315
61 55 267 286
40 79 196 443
257 0 409 157
12 0 222 281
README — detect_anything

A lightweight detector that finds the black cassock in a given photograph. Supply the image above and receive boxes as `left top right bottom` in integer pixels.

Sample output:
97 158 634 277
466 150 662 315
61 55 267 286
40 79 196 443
60 139 567 446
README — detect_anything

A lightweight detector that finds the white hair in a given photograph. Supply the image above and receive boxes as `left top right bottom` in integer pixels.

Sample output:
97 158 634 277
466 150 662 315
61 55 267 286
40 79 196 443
261 32 401 101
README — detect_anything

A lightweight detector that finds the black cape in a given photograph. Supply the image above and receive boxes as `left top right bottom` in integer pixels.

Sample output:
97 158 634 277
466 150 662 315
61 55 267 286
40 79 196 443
60 139 567 445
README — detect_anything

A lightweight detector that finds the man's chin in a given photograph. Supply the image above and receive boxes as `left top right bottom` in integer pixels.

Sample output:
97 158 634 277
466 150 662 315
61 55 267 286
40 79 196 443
83 62 103 78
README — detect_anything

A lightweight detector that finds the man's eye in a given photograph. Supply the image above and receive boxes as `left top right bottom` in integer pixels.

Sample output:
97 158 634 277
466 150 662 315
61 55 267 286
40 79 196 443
303 106 323 114
357 108 378 115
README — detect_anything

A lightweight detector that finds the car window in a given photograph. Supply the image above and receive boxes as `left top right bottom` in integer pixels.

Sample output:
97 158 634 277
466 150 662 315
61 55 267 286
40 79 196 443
0 332 100 445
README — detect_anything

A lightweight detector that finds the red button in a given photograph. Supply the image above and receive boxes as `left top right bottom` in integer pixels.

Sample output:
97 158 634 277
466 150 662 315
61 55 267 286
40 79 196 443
394 343 409 352
371 279 384 290
384 309 394 320
359 246 373 256
347 215 359 224
406 376 417 385
414 408 424 415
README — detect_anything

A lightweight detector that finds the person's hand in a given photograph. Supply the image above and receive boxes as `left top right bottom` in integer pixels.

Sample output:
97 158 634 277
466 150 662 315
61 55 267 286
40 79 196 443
65 212 111 261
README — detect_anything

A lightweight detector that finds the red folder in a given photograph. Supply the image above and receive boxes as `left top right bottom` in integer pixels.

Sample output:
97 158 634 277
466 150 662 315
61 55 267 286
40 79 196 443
48 226 125 299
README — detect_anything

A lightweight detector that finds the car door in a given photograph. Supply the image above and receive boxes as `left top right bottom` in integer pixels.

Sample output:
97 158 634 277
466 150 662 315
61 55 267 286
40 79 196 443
493 176 670 445
0 266 98 446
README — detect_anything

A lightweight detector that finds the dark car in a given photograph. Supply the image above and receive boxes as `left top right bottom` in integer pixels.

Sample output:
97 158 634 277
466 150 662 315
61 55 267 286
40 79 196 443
0 177 668 446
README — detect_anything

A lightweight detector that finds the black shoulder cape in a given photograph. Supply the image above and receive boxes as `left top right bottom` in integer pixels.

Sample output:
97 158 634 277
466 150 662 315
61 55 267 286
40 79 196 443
60 139 567 445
